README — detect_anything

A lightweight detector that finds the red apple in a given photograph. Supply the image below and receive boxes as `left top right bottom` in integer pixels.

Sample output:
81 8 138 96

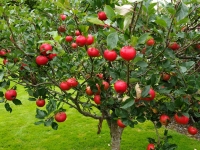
55 112 67 122
58 25 66 33
187 126 198 135
94 95 101 104
160 114 170 126
60 14 67 21
98 11 107 21
76 35 87 47
87 47 100 57
66 78 78 87
59 81 71 91
86 34 94 45
161 73 171 81
39 43 53 55
117 119 126 128
102 81 109 90
195 44 200 50
168 42 180 51
146 39 155 46
120 46 136 61
75 30 81 36
0 49 7 57
147 143 155 150
114 80 127 94
174 113 189 125
36 99 45 107
36 55 49 65
65 36 73 42
71 43 77 48
86 86 93 96
103 50 117 61
96 73 103 79
141 88 156 101
5 89 17 101
3 59 8 65
48 53 57 60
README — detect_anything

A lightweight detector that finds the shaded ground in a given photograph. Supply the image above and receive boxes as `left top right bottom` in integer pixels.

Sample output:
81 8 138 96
167 118 200 141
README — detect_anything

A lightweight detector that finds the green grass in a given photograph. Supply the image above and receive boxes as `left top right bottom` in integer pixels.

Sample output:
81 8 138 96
0 86 200 150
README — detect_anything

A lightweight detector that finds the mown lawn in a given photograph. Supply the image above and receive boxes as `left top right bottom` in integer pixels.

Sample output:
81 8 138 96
0 85 200 150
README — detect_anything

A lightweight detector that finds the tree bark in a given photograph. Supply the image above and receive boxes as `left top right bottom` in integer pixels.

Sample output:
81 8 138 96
107 119 124 150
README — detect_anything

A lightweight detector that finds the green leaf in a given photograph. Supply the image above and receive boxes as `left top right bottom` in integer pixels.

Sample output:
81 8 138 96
141 85 150 97
28 97 36 101
136 116 146 123
137 33 150 44
12 99 22 105
51 122 58 130
123 15 132 30
194 112 200 117
107 32 118 49
104 5 115 21
5 103 12 113
121 98 134 109
155 17 167 28
46 99 57 114
136 61 148 68
34 121 44 125
35 108 47 119
44 117 54 126
0 70 4 80
131 36 138 47
87 17 104 25
176 2 189 21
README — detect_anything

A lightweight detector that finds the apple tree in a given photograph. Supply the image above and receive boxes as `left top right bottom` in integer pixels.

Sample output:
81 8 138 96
0 0 200 149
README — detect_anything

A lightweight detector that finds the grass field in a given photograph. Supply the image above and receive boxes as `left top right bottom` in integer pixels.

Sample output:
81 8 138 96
0 86 200 150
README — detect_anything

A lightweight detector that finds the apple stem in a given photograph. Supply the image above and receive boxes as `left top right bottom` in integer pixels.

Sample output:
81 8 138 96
153 121 161 144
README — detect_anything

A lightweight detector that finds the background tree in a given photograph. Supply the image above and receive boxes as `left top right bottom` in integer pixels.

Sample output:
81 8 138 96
0 0 200 149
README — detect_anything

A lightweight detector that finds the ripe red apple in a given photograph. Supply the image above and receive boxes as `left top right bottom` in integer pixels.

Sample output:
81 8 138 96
120 46 136 61
174 113 189 125
147 143 155 150
86 86 93 96
114 80 127 94
48 53 57 60
60 14 67 21
59 81 71 91
86 34 94 45
160 114 170 126
195 44 200 50
39 43 53 55
102 81 109 90
117 119 126 128
146 39 155 46
5 89 17 101
187 126 198 135
0 49 7 57
87 47 100 57
96 73 103 79
65 36 73 42
141 88 156 101
103 50 117 61
58 25 66 33
36 55 49 65
3 59 8 65
71 43 77 48
168 42 180 51
20 63 27 70
94 95 101 104
75 30 81 36
161 73 171 81
36 99 45 107
55 112 67 122
66 78 78 87
98 11 107 21
76 35 87 47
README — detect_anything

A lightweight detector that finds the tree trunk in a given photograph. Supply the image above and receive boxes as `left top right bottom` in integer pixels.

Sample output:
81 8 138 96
107 119 124 150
